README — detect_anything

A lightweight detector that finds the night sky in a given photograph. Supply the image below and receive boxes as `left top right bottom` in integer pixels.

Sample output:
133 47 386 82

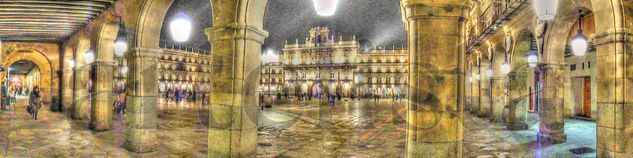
160 0 407 52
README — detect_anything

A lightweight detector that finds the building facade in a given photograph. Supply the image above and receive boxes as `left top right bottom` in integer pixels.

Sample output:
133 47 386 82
260 27 408 99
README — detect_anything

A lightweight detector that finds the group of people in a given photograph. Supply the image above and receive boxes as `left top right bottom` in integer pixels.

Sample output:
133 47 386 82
164 89 206 102
11 86 31 96
113 89 127 115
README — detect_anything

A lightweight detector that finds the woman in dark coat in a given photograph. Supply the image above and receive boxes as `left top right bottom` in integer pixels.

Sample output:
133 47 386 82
29 86 42 120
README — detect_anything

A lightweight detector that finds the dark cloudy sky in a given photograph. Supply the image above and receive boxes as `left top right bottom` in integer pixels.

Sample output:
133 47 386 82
160 0 407 52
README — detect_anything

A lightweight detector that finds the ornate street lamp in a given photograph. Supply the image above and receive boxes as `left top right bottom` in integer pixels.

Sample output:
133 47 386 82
84 50 95 64
533 0 558 21
571 13 588 56
312 0 340 16
170 14 192 42
527 50 538 68
114 40 127 57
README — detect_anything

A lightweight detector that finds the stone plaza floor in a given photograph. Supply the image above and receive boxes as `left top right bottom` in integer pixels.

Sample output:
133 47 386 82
0 98 596 157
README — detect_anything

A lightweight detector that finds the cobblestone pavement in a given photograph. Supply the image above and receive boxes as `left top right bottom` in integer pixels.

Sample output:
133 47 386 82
258 99 597 158
0 98 208 157
1 98 596 157
257 99 408 157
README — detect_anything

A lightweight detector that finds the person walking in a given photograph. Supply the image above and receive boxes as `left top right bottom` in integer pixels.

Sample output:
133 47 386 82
29 86 42 120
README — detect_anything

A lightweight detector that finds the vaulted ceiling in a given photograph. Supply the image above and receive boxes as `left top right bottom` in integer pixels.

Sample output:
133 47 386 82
0 0 116 42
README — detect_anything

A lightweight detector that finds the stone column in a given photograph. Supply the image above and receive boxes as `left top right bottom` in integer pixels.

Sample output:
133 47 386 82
537 63 567 144
89 60 115 131
72 64 91 120
471 64 480 114
0 39 3 111
124 48 160 152
490 74 506 123
478 63 491 117
205 23 268 157
465 65 472 112
401 1 466 157
62 47 74 112
593 25 633 156
507 72 528 130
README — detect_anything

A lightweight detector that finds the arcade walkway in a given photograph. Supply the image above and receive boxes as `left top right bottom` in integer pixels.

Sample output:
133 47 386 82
0 99 596 157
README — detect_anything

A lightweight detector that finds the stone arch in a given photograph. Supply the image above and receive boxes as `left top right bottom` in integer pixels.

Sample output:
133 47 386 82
3 49 54 104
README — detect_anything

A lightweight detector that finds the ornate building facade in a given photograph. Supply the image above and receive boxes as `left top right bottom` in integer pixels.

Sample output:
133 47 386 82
260 27 408 99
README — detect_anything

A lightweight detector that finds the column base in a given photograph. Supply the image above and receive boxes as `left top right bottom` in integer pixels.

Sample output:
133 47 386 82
597 149 633 158
537 132 567 144
490 117 505 123
89 121 111 132
507 122 529 130
406 141 462 158
477 113 489 118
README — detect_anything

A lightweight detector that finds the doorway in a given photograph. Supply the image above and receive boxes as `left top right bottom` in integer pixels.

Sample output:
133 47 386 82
575 77 592 118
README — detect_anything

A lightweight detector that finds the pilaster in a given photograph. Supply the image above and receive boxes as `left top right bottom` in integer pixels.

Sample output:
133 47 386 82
490 75 506 123
478 63 491 117
90 60 116 131
401 0 467 157
124 47 160 153
593 28 633 157
537 63 567 144
205 22 268 157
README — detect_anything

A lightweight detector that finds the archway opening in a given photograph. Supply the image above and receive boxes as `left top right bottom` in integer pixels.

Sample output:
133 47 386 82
7 60 40 98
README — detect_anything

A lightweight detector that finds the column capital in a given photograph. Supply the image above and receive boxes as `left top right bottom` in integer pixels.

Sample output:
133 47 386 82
592 28 633 46
205 22 270 45
400 0 468 21
128 47 162 58
93 60 117 66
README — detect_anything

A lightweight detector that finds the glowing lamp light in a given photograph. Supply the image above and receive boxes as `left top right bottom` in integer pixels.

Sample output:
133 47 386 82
84 50 95 64
533 0 558 21
475 74 481 80
527 50 538 68
121 66 129 74
571 33 588 57
261 50 279 64
469 77 473 83
69 60 75 68
312 0 340 16
501 60 511 75
114 40 128 57
486 68 493 77
170 14 192 42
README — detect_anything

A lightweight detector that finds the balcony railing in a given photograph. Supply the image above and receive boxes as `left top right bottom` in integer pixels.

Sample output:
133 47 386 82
467 0 529 53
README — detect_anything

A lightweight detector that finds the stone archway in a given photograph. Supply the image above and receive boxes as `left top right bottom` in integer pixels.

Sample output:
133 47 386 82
3 49 54 105
506 30 534 130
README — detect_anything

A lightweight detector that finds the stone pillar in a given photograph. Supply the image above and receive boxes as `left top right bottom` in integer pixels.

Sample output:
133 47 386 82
465 67 472 112
61 54 74 112
401 1 466 157
89 60 115 131
124 48 159 152
537 63 567 144
593 26 633 157
0 39 3 111
205 23 268 157
478 63 491 117
507 72 528 130
471 64 480 114
72 66 91 120
490 75 506 123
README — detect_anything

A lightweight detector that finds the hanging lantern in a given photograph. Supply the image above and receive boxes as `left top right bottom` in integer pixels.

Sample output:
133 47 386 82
84 50 95 64
533 0 558 21
170 14 192 42
571 14 588 56
312 0 340 16
114 40 127 57
527 50 538 68
501 59 511 75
